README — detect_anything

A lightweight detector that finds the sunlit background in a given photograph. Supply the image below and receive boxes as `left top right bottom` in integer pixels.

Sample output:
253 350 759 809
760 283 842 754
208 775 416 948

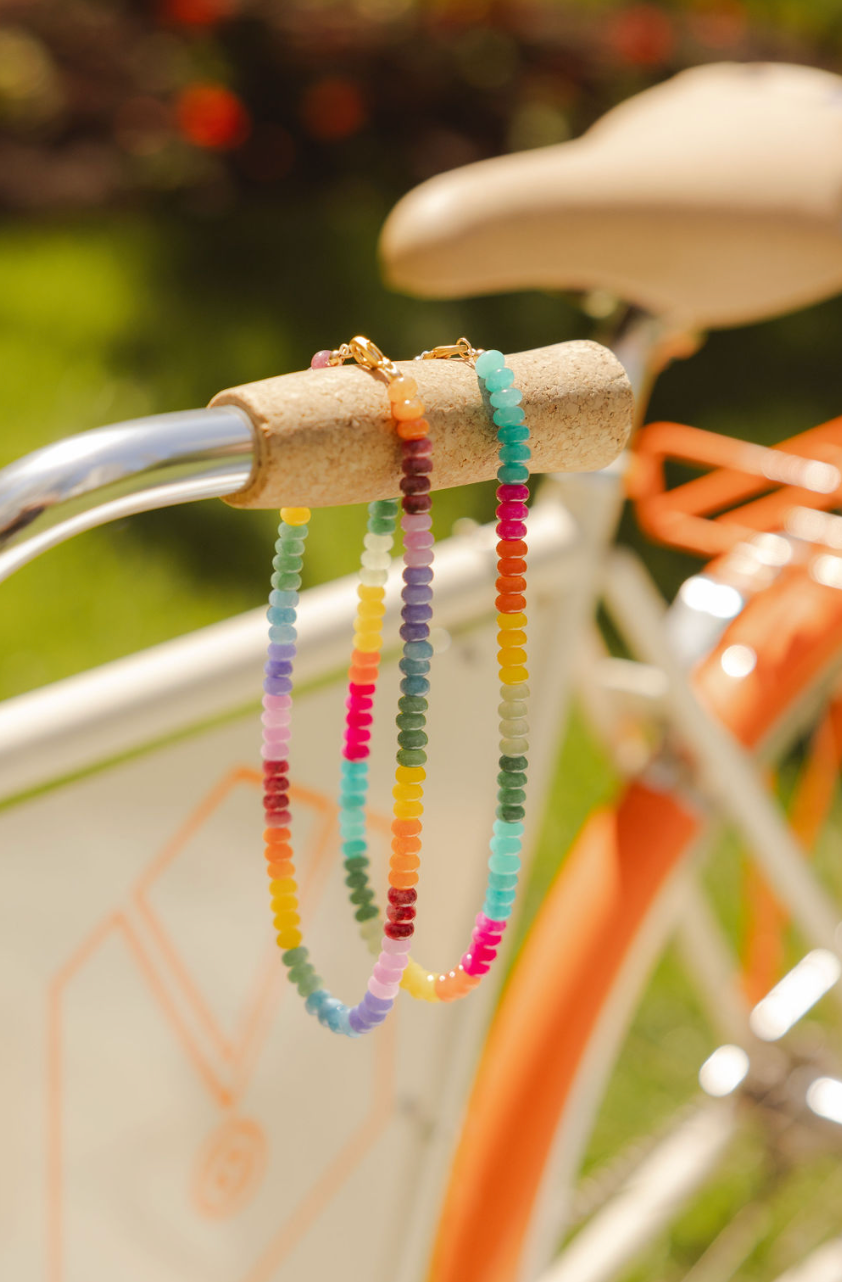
3 5 842 1277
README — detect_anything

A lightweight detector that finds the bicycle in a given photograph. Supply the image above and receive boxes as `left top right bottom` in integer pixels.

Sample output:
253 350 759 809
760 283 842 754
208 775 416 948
2 58 842 1282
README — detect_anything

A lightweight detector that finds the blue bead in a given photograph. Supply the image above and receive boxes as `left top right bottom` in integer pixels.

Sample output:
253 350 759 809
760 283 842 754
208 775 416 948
305 990 330 1015
317 996 344 1027
493 406 526 427
401 676 430 696
484 366 515 392
499 444 532 463
476 348 505 378
498 464 530 485
269 624 297 645
404 640 433 659
490 387 523 409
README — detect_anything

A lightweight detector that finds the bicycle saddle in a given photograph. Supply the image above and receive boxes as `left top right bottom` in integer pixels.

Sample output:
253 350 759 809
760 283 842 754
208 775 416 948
380 62 842 330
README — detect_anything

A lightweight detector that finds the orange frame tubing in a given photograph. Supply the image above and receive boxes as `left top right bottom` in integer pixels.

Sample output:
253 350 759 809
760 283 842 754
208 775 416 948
431 547 842 1282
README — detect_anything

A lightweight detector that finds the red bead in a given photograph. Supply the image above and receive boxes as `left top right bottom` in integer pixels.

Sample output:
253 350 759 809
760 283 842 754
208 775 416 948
263 792 289 811
402 436 433 457
386 903 417 923
388 887 417 905
405 455 432 474
403 493 432 514
400 474 431 494
263 759 289 778
384 920 414 940
263 775 290 793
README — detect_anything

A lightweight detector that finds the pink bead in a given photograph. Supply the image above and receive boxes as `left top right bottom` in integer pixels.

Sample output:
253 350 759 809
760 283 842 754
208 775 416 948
404 530 434 548
497 484 530 502
261 743 289 761
263 693 292 711
310 349 332 369
368 977 400 1001
263 726 290 742
402 513 432 531
497 520 527 540
497 501 528 521
382 936 412 956
261 710 291 727
463 953 491 976
473 944 498 962
477 913 507 934
344 745 368 761
376 957 404 978
405 547 434 567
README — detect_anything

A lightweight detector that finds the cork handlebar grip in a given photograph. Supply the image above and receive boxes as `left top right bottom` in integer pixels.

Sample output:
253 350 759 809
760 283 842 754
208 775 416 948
212 339 633 510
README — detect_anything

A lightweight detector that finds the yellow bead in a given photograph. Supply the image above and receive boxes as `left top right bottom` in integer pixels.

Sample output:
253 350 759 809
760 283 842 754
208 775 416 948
269 877 297 896
500 666 529 685
497 629 526 648
353 632 382 653
273 910 301 929
276 928 302 950
497 612 527 630
394 801 424 819
401 958 440 1001
498 647 527 667
271 894 298 913
358 585 385 602
393 782 423 800
387 375 418 401
280 507 310 526
357 600 386 619
396 765 426 783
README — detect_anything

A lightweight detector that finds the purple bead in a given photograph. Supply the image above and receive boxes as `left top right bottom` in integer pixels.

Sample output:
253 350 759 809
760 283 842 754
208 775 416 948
263 676 293 696
268 643 296 662
402 585 432 605
403 566 433 585
402 603 432 623
348 1009 368 1033
400 622 428 642
363 992 393 1013
264 660 293 678
310 349 332 369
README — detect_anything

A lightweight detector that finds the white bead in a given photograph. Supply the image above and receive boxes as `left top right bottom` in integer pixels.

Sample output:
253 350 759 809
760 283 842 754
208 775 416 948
498 700 527 719
361 549 391 570
360 568 388 587
500 718 529 736
364 533 393 552
500 682 529 701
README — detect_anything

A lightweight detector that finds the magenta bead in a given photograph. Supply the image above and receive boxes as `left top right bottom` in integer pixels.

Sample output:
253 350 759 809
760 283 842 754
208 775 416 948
497 520 527 540
463 954 491 976
497 501 528 521
497 484 529 502
310 349 332 369
477 913 506 934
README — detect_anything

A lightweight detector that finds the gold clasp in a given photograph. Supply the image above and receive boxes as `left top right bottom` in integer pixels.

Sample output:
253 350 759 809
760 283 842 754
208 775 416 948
416 337 482 363
328 335 401 380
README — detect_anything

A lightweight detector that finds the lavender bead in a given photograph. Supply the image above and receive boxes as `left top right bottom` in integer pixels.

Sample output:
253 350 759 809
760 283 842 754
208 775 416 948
402 604 432 624
403 566 433 585
263 676 293 696
402 584 433 605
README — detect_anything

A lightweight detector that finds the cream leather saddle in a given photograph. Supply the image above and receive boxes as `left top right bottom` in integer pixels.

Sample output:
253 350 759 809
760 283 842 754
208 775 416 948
380 62 842 330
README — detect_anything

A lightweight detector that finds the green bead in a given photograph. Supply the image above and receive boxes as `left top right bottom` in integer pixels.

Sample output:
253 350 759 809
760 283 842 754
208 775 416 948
396 712 426 730
282 946 308 967
498 425 530 444
369 518 394 535
345 871 368 889
274 572 302 591
370 498 399 517
493 406 526 427
398 730 428 749
355 903 379 922
350 887 375 905
490 387 523 409
498 787 526 806
343 854 369 870
296 972 323 998
397 748 427 767
484 367 514 392
498 464 530 485
476 348 505 377
499 754 528 773
497 804 525 822
399 695 428 714
499 444 531 463
497 770 527 788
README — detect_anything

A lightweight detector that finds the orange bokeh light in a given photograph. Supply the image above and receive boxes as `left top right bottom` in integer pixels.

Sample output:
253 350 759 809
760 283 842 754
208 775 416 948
176 83 251 150
301 77 367 142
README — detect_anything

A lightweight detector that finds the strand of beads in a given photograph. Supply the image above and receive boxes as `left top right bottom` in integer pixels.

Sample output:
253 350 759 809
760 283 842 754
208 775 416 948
328 344 532 1005
262 349 438 1036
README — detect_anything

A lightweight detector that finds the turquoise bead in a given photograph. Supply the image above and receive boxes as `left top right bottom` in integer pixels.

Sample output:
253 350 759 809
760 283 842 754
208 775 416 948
490 835 522 855
497 425 530 444
267 606 296 625
340 793 366 810
499 444 531 463
476 348 505 377
404 640 434 659
400 657 430 676
270 589 299 608
494 819 525 836
401 676 430 696
305 990 330 1014
490 387 523 409
269 624 297 645
342 843 367 859
484 367 514 392
488 872 519 890
498 464 530 485
493 406 526 428
488 852 521 874
279 523 309 541
341 760 368 778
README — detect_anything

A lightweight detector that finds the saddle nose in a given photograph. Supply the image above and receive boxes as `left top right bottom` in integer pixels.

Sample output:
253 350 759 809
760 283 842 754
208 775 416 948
380 62 842 330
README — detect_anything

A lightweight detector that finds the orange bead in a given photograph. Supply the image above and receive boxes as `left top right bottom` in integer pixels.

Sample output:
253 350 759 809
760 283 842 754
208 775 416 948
391 872 418 889
266 860 295 880
499 557 526 576
392 818 422 836
396 418 429 441
392 397 425 421
264 827 291 844
390 853 421 872
496 575 526 594
497 593 526 613
496 538 527 558
391 835 422 855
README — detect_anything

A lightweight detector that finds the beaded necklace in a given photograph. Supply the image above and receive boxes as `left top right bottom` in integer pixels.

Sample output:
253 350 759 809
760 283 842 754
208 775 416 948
260 339 532 1032
261 336 435 1036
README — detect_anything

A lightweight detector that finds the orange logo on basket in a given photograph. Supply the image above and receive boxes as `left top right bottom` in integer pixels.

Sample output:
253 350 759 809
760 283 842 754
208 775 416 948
47 766 396 1282
630 415 842 556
